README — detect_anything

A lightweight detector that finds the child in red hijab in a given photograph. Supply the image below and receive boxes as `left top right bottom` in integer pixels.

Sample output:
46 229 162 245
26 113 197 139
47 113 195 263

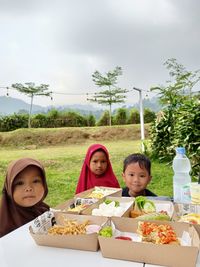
0 158 49 237
75 144 120 194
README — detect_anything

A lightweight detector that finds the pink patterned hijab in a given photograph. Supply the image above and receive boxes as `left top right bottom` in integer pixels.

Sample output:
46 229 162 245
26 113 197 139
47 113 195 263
0 158 49 237
75 144 120 194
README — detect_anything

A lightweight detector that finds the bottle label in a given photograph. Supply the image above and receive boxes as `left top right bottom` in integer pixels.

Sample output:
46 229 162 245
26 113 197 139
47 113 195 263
173 183 181 203
181 183 191 203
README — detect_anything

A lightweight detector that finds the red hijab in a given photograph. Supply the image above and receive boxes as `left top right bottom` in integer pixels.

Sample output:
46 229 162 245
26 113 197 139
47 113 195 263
75 144 120 194
0 158 49 237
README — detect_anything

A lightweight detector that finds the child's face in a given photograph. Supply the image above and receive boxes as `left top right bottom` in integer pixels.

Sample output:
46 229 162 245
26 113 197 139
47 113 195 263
13 166 45 207
89 151 108 176
122 162 151 196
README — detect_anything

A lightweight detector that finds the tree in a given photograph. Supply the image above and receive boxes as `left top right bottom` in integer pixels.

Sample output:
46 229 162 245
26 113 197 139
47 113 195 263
97 110 110 126
127 108 140 124
114 108 127 125
150 58 196 158
12 83 52 128
151 58 200 106
163 58 200 96
86 114 96 126
144 108 156 123
150 58 200 177
88 66 128 126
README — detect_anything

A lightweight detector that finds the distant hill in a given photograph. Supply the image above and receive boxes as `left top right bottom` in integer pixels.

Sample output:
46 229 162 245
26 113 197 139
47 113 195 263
51 104 105 119
128 97 162 112
0 96 161 117
0 96 105 118
0 96 44 115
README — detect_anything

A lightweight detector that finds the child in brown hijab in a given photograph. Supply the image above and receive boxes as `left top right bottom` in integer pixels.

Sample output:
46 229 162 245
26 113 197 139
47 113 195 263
0 158 49 237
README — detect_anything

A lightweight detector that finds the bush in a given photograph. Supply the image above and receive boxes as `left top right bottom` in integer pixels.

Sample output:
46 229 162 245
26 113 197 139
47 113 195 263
150 58 200 178
97 110 110 126
150 109 175 160
150 95 200 177
60 111 87 127
0 114 28 131
32 114 49 128
114 108 127 125
172 97 200 175
144 108 156 123
127 108 140 124
86 114 96 126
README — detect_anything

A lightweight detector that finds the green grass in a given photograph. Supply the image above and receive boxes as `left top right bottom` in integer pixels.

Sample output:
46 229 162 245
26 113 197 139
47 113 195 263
0 140 173 207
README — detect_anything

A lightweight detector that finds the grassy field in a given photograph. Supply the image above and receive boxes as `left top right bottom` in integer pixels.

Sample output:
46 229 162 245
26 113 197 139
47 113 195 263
0 139 173 207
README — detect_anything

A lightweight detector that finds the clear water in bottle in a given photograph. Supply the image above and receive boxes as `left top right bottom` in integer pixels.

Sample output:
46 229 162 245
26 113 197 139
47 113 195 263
172 147 191 203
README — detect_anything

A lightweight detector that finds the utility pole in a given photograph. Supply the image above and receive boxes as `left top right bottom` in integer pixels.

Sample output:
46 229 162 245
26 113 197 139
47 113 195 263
133 87 145 152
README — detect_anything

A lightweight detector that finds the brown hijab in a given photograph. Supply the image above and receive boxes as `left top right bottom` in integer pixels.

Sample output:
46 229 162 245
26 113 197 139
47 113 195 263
0 158 49 237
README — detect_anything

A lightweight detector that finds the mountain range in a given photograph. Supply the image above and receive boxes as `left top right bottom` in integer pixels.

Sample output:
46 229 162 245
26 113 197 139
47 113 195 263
0 95 162 117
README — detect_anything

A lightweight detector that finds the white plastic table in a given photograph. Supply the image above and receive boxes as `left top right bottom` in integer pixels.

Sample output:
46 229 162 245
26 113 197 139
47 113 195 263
0 222 199 267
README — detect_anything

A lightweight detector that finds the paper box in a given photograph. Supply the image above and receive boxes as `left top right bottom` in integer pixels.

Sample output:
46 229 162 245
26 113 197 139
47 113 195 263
173 203 200 236
82 196 134 217
75 186 122 199
131 199 174 219
30 213 107 251
54 187 122 214
98 216 200 267
54 198 80 213
54 197 99 214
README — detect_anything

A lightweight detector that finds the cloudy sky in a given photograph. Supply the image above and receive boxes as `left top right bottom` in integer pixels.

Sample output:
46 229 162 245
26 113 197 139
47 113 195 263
0 0 199 107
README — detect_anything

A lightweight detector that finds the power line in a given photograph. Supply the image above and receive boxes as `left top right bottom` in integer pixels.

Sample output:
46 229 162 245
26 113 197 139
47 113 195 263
1 84 155 97
0 86 95 97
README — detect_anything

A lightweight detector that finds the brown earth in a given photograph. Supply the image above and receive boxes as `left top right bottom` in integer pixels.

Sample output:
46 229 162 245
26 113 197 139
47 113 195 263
0 124 150 148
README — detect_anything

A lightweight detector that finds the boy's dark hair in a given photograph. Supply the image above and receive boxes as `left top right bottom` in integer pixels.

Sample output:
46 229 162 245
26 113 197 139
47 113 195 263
123 153 151 175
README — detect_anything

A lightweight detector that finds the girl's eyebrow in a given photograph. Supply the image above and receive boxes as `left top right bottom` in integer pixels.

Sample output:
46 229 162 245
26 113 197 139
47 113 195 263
14 177 22 182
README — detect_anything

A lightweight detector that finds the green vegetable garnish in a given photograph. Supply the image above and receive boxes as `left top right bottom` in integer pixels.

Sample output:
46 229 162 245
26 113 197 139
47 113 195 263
135 196 156 212
99 226 113 237
104 199 120 207
143 202 156 213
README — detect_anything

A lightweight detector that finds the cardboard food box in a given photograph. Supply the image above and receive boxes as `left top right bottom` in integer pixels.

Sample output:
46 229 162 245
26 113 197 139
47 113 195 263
82 196 134 217
30 213 107 251
75 186 122 199
54 186 122 215
173 203 200 236
54 198 80 213
98 216 200 267
131 199 175 219
54 197 99 214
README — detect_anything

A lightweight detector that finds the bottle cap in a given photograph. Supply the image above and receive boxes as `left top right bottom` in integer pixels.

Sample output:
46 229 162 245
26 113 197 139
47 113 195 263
176 147 185 154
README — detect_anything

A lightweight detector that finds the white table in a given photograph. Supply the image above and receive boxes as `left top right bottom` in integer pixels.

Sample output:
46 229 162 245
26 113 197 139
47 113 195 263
0 222 199 267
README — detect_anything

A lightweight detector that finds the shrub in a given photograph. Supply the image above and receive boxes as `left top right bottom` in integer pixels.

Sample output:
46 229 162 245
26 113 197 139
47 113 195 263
127 108 140 124
114 108 127 125
97 110 110 126
144 108 156 123
86 114 96 126
0 114 28 131
150 95 200 177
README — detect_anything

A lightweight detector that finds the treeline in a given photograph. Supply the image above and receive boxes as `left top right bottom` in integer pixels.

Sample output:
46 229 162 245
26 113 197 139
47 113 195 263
0 107 156 132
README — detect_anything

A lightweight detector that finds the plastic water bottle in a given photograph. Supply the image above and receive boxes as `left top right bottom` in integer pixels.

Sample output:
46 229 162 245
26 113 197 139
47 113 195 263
172 147 191 203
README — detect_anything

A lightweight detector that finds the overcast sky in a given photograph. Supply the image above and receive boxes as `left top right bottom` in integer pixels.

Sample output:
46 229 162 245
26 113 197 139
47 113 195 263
0 0 199 107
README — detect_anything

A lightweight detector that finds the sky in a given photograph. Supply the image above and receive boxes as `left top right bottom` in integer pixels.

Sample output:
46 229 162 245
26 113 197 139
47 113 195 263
0 0 199 107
